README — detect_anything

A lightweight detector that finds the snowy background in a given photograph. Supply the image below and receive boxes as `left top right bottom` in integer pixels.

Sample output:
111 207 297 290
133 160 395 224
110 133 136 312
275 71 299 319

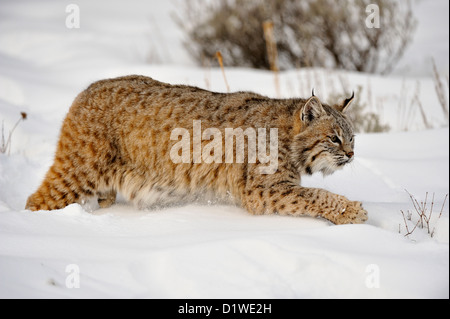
0 0 448 298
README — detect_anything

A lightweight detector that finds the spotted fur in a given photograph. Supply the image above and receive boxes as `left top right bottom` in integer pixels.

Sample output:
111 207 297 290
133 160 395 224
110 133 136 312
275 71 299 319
26 75 367 224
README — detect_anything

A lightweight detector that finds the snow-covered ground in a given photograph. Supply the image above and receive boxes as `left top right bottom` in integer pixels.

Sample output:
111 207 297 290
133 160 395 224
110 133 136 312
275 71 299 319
0 0 448 298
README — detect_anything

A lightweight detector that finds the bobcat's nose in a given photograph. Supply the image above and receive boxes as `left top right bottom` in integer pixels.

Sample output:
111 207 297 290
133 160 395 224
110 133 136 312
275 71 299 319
346 151 354 159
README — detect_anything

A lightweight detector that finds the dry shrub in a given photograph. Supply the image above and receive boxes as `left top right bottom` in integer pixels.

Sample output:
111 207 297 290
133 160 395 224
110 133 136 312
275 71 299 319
400 191 448 239
174 0 416 74
328 86 390 133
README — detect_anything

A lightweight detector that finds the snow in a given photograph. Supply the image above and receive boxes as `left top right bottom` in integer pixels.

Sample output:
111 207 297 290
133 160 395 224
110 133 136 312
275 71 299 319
0 0 449 299
393 0 449 76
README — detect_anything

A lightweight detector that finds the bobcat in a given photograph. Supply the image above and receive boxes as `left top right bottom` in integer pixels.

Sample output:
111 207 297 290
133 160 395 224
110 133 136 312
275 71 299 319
26 75 368 225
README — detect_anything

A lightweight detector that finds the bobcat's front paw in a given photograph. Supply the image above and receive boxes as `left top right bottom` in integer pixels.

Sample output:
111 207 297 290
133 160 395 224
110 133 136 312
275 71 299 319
326 201 368 225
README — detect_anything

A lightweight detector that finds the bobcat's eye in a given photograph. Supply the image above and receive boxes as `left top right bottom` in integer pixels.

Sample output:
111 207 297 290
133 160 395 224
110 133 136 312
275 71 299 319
329 136 341 145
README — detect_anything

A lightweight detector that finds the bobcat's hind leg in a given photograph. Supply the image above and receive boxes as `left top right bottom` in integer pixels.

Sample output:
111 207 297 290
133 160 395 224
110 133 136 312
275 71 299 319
97 190 117 208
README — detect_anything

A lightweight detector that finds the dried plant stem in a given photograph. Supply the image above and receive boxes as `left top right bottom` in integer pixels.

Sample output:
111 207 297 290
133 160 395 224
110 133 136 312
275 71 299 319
1 112 27 155
401 210 420 237
397 79 408 131
263 21 280 98
400 190 448 238
432 58 449 122
413 81 432 129
215 51 230 93
201 54 211 90
1 121 5 153
366 77 373 111
434 194 449 237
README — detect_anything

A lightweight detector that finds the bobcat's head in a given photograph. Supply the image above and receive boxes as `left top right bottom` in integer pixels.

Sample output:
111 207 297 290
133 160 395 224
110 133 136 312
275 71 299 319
291 93 355 176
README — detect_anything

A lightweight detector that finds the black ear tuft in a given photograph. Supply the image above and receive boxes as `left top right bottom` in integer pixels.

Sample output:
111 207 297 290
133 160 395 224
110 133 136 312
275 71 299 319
336 91 355 113
301 96 326 124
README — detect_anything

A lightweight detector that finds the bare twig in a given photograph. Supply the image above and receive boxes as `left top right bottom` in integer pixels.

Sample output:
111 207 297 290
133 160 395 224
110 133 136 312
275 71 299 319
401 210 421 238
1 112 27 155
412 81 432 130
432 58 449 122
401 190 448 238
1 120 5 152
201 54 211 90
432 194 449 237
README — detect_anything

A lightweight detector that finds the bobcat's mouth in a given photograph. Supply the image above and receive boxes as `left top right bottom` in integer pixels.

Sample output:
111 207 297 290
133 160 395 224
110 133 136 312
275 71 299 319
337 157 353 167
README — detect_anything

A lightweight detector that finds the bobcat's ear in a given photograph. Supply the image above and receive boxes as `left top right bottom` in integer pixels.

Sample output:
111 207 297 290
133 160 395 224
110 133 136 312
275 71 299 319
336 91 355 113
301 96 326 124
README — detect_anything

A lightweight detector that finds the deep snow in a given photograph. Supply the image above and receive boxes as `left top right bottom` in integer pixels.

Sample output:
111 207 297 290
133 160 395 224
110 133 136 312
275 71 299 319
0 0 448 299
